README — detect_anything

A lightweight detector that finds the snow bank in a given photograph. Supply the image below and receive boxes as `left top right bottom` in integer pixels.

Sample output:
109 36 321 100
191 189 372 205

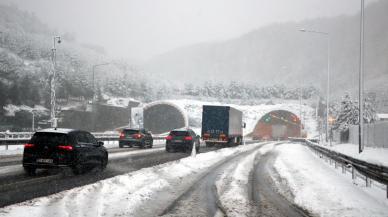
3 104 47 116
320 143 388 167
106 97 140 107
0 143 265 217
274 143 388 217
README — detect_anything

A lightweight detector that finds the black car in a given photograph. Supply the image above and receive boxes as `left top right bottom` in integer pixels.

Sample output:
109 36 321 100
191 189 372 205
22 128 108 175
119 128 153 148
165 129 200 153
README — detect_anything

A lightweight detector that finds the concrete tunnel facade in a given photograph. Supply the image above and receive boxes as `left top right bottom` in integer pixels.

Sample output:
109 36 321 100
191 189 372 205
143 101 188 134
251 110 302 140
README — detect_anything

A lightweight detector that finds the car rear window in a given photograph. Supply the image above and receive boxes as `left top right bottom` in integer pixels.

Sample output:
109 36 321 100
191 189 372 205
123 129 140 135
170 131 189 136
30 132 69 146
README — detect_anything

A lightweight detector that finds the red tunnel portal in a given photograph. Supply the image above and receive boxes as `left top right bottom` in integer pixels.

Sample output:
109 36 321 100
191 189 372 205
252 110 302 140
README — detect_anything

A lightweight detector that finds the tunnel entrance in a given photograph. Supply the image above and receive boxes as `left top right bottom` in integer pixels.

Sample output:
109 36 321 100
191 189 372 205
143 102 188 134
252 110 301 140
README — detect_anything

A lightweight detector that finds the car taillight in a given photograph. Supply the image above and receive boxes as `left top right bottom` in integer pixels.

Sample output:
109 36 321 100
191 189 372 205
132 134 143 139
184 136 193 141
119 132 125 139
58 145 73 151
24 143 35 148
166 135 173 140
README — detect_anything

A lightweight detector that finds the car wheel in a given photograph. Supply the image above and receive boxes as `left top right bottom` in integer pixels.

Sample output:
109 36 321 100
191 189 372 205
166 146 171 152
100 155 108 171
119 144 124 148
24 167 36 176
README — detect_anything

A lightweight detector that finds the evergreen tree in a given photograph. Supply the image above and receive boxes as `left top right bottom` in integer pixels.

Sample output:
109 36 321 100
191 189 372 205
333 93 359 132
8 82 21 105
0 81 7 114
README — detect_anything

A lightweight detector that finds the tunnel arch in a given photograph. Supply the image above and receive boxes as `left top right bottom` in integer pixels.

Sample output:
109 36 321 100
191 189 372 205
143 101 188 134
251 110 302 140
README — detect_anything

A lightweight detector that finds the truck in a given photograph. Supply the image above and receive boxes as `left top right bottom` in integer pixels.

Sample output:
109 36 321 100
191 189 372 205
201 105 245 147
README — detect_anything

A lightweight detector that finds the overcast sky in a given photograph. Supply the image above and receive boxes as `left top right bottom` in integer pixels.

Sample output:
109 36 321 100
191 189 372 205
0 0 375 61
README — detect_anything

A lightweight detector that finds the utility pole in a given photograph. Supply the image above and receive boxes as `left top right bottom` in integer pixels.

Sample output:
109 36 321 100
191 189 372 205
32 111 35 131
299 29 330 144
50 36 61 128
359 0 365 153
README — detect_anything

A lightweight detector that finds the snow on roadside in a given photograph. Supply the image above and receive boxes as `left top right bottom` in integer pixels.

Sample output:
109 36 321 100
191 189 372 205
0 140 165 157
215 143 275 217
0 143 265 217
0 146 23 156
320 143 388 167
274 143 388 217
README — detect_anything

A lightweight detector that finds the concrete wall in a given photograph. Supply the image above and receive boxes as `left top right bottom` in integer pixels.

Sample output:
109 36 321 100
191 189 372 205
349 122 388 148
59 104 130 132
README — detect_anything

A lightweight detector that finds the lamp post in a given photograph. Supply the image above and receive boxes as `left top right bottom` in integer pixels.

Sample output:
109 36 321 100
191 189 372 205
92 63 110 103
50 36 61 128
299 29 330 144
359 0 365 153
30 109 36 132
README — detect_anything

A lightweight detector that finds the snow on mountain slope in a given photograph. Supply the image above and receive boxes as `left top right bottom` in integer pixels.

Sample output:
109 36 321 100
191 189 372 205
166 99 318 137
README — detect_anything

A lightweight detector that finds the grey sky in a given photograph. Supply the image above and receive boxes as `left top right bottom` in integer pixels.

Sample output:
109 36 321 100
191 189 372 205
0 0 375 61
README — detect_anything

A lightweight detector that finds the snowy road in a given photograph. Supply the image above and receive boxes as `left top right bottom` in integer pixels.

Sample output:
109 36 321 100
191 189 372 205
2 141 387 217
159 142 310 217
252 146 310 217
0 145 218 207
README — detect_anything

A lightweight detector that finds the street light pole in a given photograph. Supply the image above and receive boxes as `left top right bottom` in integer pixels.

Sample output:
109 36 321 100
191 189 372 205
299 29 330 144
32 110 35 131
92 63 110 103
359 0 365 153
50 36 61 128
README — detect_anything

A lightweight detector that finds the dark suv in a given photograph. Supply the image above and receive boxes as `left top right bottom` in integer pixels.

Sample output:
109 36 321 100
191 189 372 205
166 129 200 153
119 128 153 148
22 128 108 175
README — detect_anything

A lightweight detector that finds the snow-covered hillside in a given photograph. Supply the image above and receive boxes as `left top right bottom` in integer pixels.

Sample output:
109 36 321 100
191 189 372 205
165 99 318 138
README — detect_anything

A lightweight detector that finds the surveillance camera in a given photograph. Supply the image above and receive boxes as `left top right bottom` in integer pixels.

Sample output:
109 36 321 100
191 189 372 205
57 39 61 44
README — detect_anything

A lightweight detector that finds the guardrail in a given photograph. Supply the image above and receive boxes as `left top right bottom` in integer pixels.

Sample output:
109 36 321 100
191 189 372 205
0 131 166 150
300 138 388 199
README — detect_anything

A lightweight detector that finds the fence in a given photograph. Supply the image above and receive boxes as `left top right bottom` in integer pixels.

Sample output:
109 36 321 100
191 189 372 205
349 122 388 148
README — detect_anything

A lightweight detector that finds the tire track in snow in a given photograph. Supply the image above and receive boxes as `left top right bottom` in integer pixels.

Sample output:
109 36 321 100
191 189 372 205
252 143 312 217
159 142 271 217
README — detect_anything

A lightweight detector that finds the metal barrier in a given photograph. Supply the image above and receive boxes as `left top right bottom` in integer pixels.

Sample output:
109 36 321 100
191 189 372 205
0 131 166 150
304 139 388 199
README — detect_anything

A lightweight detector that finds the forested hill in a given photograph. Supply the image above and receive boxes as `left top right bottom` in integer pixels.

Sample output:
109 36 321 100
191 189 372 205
144 0 388 97
0 4 152 113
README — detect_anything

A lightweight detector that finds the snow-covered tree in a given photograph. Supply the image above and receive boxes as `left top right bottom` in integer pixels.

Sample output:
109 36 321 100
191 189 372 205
333 93 359 132
333 92 378 132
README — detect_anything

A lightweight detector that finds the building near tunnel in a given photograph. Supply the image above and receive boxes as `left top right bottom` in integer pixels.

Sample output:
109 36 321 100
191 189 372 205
143 101 188 134
251 110 301 140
